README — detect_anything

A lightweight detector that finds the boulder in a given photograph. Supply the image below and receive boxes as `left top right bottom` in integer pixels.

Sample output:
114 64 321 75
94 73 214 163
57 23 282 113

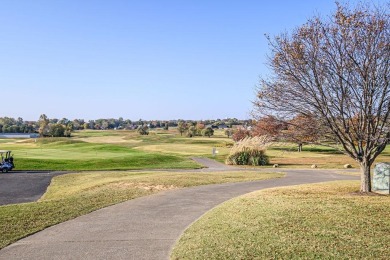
373 163 390 194
343 164 352 169
273 164 279 168
311 164 317 168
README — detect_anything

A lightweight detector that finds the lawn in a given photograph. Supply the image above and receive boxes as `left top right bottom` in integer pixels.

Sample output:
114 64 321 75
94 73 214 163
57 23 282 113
267 143 390 169
0 136 202 171
212 141 390 169
0 130 233 170
1 129 389 170
0 170 283 249
171 181 390 260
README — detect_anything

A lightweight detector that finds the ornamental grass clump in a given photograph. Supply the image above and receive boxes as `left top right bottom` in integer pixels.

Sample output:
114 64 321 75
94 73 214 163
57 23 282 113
226 136 271 166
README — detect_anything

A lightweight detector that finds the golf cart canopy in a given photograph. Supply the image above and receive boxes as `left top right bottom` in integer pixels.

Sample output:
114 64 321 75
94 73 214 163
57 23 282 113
0 150 12 156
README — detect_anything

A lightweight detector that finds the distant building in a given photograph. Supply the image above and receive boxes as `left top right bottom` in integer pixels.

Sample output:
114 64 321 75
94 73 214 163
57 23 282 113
206 124 229 129
0 133 39 139
218 124 229 129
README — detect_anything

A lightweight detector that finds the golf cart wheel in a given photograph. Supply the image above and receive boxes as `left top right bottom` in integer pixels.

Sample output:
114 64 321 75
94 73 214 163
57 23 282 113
1 168 8 173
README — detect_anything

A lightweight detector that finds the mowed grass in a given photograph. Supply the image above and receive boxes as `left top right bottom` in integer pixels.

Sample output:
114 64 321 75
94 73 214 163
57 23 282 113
0 170 283 249
2 137 202 171
171 181 390 260
0 130 233 170
201 137 390 169
264 143 390 169
1 129 389 170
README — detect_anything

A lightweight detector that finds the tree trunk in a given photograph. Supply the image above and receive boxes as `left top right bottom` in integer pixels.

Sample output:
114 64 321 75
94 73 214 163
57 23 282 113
298 143 302 152
360 163 372 192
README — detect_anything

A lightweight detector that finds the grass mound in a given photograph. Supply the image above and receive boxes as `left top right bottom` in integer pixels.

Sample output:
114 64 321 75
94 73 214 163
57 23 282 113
8 140 202 170
172 181 390 259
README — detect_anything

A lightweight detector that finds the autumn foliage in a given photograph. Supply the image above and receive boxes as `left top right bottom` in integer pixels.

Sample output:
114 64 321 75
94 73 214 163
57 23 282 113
252 116 286 138
232 128 251 142
285 114 322 151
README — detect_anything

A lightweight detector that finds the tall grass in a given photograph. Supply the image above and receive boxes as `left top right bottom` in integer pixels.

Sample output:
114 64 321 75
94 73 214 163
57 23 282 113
225 136 272 166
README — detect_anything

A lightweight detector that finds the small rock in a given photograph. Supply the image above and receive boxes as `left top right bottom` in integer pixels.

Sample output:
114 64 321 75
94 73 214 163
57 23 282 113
344 164 352 169
311 164 317 168
273 164 279 168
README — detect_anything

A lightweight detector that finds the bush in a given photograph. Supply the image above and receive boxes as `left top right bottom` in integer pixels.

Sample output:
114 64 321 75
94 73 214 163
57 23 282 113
226 149 269 166
137 125 149 135
48 124 66 137
201 127 214 137
226 136 271 166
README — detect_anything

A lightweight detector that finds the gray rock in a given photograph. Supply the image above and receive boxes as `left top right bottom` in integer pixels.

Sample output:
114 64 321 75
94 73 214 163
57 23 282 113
373 163 390 194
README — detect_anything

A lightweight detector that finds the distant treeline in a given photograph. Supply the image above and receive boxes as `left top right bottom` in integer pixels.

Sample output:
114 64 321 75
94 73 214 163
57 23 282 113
0 116 250 136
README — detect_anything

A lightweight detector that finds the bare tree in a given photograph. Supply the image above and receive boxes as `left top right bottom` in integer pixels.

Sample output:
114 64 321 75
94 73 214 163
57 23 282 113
254 2 389 192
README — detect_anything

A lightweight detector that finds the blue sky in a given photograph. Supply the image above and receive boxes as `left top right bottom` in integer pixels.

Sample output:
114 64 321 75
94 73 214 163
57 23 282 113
0 0 385 121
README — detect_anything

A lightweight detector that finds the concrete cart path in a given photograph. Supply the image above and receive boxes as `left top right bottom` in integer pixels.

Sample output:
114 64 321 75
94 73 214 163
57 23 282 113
0 169 358 260
0 171 69 206
191 157 234 170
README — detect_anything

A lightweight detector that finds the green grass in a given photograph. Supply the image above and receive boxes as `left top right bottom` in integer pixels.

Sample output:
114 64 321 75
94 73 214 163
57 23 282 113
15 155 199 171
2 130 389 170
171 181 390 260
3 137 202 170
1 130 233 170
0 170 283 249
14 141 200 170
72 130 124 137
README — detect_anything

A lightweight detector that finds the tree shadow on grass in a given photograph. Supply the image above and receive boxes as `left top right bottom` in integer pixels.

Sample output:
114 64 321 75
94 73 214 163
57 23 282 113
270 146 343 155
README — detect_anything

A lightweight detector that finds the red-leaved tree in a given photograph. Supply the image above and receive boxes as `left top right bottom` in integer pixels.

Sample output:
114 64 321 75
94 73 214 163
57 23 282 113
252 116 286 139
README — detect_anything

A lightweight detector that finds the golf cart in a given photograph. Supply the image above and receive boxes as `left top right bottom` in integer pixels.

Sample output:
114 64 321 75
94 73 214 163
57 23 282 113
0 150 14 173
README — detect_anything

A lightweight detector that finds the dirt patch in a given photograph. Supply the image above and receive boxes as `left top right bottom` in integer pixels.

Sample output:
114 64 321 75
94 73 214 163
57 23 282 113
111 182 176 191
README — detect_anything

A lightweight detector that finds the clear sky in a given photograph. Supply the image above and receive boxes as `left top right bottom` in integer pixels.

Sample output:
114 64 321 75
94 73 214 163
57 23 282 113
0 0 386 121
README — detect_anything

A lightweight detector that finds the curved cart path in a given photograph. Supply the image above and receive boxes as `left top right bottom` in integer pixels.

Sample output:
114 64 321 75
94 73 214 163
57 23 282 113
191 157 235 171
0 168 358 260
